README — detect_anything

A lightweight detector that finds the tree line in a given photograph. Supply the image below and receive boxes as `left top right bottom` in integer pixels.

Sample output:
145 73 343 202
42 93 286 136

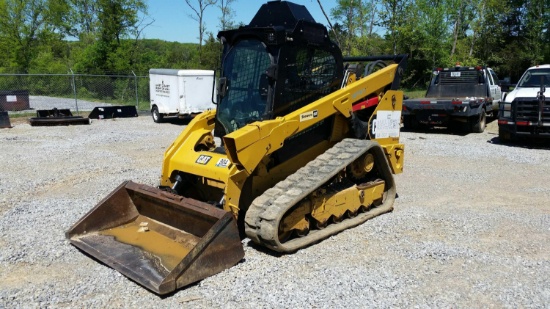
329 0 549 85
0 0 548 88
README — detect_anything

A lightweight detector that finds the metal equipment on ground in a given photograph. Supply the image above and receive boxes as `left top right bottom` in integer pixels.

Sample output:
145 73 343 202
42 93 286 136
88 105 138 119
29 108 90 126
0 111 11 128
67 181 243 294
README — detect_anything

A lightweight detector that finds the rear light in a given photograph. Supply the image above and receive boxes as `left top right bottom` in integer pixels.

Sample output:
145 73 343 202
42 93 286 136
498 120 508 125
475 66 482 70
451 100 462 105
516 121 529 126
420 100 430 104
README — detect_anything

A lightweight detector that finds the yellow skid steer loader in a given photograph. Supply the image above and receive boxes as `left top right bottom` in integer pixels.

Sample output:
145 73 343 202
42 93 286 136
67 0 407 295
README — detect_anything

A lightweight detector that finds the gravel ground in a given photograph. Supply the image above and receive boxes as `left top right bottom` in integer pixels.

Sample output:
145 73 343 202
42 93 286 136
0 117 549 308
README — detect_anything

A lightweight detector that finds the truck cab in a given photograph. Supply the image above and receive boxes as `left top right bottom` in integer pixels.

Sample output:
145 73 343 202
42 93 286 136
403 65 501 133
498 64 550 142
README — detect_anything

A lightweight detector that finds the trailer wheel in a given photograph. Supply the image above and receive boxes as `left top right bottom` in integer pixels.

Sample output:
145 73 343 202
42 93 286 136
471 110 486 133
152 106 163 123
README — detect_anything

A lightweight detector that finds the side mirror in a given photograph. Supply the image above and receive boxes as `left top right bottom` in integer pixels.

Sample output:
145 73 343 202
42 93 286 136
217 77 228 99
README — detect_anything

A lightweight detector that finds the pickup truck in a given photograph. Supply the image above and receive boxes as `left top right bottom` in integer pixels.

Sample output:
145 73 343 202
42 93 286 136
402 65 502 133
498 64 549 142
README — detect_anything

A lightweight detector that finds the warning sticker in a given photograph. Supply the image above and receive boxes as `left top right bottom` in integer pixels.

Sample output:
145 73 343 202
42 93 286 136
372 111 401 138
215 158 230 168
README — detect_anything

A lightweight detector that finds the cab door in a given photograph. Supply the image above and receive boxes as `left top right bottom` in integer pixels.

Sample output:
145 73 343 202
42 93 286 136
487 68 502 112
488 69 502 102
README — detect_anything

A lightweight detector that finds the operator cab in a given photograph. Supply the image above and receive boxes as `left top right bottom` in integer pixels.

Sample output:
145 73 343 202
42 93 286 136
214 1 343 137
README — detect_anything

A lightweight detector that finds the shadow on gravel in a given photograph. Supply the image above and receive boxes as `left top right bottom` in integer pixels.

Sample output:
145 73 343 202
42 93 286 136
245 241 284 258
402 118 500 137
164 118 193 126
488 136 550 150
148 117 193 126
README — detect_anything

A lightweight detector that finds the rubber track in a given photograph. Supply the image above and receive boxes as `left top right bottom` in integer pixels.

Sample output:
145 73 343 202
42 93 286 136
244 138 396 253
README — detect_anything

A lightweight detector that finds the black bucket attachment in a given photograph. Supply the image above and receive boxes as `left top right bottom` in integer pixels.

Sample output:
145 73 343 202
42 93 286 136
66 181 244 295
36 109 73 117
29 108 90 126
88 105 138 119
0 111 12 128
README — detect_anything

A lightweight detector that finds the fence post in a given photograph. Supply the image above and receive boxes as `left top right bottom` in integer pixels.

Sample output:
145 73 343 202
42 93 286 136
70 69 79 114
132 71 139 109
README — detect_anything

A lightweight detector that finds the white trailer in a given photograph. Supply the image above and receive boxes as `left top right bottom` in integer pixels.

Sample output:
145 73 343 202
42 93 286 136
149 69 215 123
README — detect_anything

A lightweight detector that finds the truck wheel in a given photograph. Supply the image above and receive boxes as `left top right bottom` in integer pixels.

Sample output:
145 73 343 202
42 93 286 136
152 106 163 123
471 111 486 133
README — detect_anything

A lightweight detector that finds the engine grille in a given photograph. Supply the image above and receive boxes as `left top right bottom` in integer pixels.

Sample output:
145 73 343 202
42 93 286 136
514 97 550 122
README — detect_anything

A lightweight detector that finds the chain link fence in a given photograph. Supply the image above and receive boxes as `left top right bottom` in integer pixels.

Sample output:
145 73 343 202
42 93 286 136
0 72 150 114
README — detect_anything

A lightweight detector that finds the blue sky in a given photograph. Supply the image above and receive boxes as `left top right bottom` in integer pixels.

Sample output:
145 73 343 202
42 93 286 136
141 0 337 43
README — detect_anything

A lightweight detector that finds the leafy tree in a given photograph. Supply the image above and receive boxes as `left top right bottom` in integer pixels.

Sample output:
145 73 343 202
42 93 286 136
184 0 217 64
379 0 412 55
0 0 548 91
497 0 549 81
523 0 549 65
75 0 147 73
54 0 99 40
0 0 68 72
200 32 222 71
217 0 236 31
331 0 362 56
330 0 385 56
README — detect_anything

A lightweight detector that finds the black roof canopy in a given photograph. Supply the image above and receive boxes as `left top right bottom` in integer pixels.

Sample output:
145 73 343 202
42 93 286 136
249 1 316 29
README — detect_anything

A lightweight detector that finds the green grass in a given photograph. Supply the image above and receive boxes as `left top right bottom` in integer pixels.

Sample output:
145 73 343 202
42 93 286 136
138 101 150 111
6 112 37 118
403 88 426 99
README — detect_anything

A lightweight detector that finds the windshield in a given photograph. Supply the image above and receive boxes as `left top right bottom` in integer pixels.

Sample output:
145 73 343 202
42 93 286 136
517 68 550 87
217 39 272 134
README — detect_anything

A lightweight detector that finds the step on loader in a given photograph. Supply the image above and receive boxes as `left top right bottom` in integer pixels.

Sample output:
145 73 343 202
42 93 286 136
67 0 408 295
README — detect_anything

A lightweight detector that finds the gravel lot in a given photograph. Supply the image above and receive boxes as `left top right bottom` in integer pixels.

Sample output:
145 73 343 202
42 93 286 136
0 116 549 308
